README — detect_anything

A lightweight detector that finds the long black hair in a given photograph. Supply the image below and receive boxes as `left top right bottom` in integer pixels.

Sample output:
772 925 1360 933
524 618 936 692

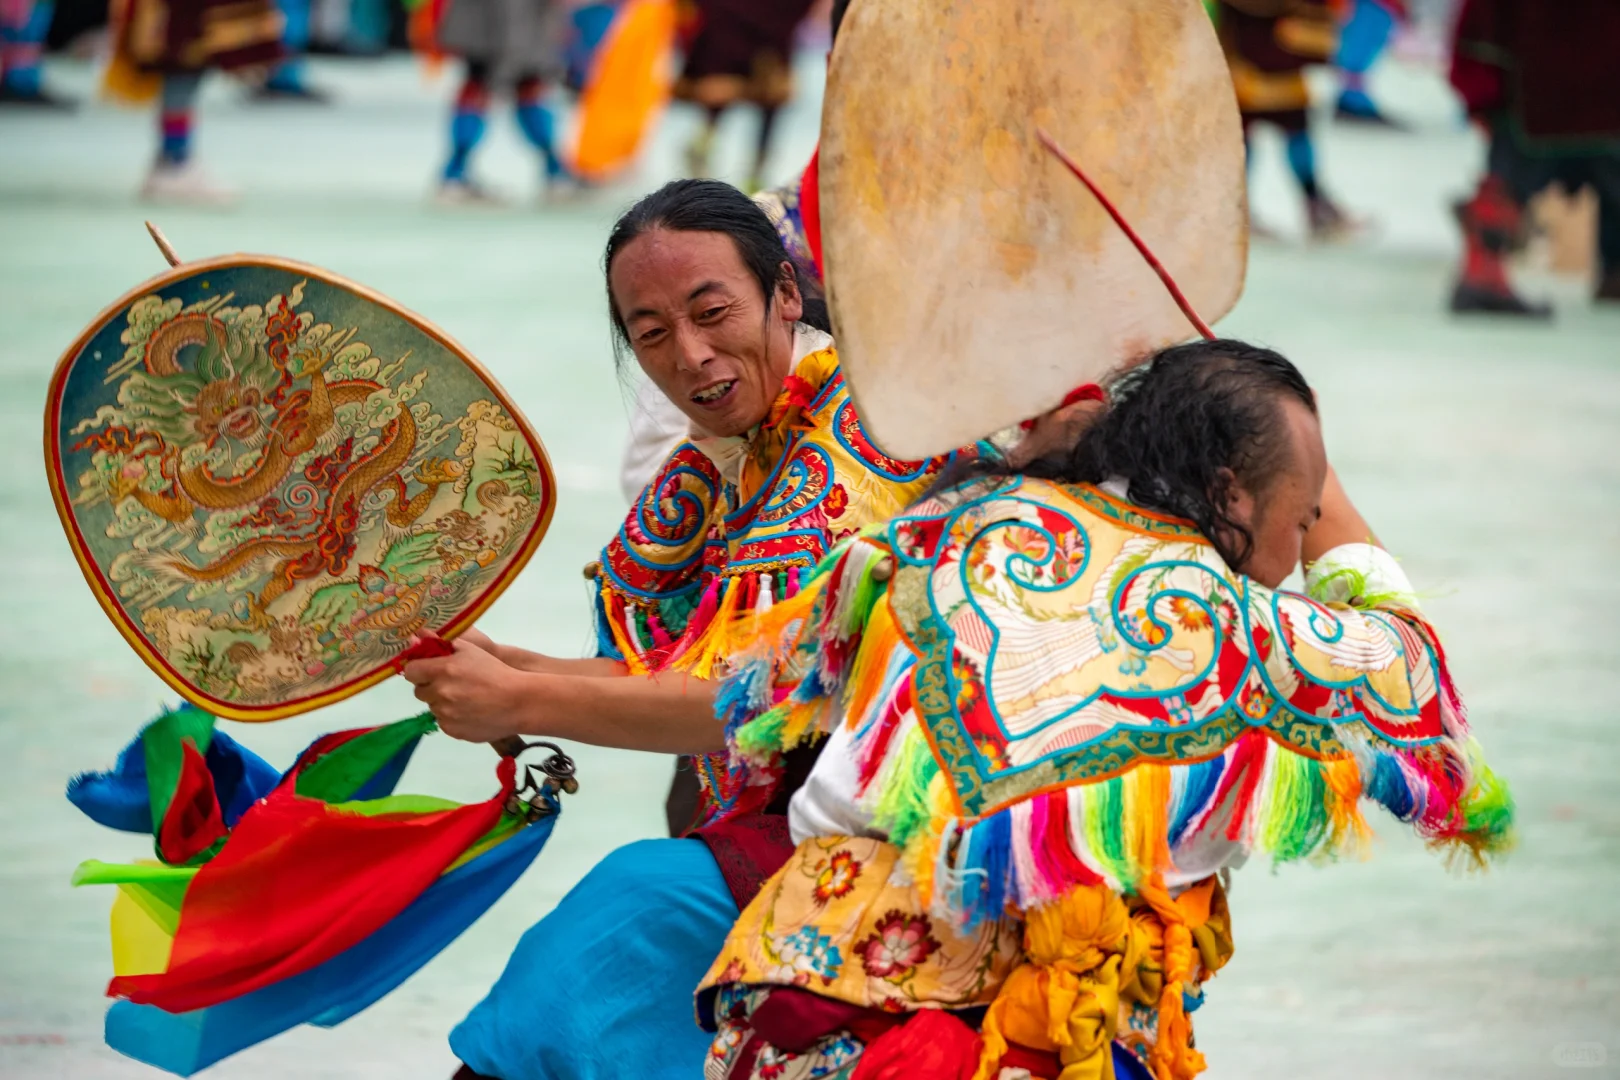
602 179 829 364
949 339 1316 570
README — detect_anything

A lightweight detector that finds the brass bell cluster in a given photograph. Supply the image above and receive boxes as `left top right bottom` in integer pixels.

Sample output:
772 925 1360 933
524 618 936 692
494 737 580 824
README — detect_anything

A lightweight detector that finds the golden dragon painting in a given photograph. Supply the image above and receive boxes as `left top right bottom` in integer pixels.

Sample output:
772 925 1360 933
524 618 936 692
47 260 553 720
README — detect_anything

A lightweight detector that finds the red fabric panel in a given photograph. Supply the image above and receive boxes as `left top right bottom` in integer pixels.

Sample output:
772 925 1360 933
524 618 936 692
851 1010 982 1080
109 757 515 1012
694 811 797 910
997 1041 1063 1079
157 739 226 865
749 986 878 1053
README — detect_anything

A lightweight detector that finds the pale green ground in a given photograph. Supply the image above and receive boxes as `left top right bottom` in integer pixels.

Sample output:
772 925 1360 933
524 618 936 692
1 53 1617 1080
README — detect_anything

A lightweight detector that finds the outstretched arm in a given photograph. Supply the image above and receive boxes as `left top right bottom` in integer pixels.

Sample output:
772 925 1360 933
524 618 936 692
455 628 627 678
402 638 725 754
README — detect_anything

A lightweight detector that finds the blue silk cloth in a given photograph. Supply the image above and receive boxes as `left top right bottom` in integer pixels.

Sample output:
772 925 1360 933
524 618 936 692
451 837 737 1080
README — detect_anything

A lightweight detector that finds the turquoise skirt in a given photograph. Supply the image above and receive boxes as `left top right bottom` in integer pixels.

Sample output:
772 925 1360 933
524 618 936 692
451 837 737 1080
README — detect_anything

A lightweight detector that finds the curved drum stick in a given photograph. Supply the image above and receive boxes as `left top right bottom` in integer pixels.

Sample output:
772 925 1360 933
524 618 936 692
1036 128 1217 341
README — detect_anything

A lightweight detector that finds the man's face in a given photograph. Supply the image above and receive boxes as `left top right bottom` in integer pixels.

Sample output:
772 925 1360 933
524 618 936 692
1222 396 1327 588
611 228 803 438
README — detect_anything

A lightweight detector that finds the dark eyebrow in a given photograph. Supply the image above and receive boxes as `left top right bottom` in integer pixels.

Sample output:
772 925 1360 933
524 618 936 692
624 282 726 324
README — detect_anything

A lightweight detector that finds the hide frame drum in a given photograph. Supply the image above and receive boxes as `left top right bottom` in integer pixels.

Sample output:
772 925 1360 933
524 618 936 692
821 0 1249 459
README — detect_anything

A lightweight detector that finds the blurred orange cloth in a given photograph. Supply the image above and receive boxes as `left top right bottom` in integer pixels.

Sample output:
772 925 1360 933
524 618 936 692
573 0 677 180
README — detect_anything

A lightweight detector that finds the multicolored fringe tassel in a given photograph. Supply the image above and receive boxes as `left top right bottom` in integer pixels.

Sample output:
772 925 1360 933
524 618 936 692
595 563 811 680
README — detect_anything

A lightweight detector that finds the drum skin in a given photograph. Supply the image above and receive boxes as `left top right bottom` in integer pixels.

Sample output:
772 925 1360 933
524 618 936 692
821 0 1248 459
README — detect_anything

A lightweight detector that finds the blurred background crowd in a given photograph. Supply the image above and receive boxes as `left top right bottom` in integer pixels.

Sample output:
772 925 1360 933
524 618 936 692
1 0 1617 318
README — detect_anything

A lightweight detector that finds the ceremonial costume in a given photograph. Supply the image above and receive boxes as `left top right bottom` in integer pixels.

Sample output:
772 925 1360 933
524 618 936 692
620 160 828 834
708 476 1512 1078
450 333 960 1080
753 150 823 284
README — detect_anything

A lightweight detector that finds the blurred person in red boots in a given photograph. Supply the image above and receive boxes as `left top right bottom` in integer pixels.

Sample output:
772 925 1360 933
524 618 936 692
1448 0 1620 315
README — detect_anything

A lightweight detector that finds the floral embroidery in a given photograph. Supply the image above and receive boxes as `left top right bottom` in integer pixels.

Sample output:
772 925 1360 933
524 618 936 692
855 910 941 979
954 664 983 714
825 483 849 518
709 1023 742 1061
1135 610 1169 647
1167 595 1213 631
812 1036 862 1074
774 926 844 986
1118 650 1149 676
974 737 1007 772
1240 683 1274 720
698 839 1022 1020
813 850 862 903
1001 525 1049 564
756 1046 795 1079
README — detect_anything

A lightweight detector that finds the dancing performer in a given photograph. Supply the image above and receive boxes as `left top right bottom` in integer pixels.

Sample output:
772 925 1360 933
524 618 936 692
1334 0 1404 125
674 0 819 192
707 342 1513 1079
1447 0 1620 314
432 0 573 202
0 0 71 106
628 0 842 511
1215 0 1362 240
696 2 1508 1072
400 179 964 1080
633 0 841 511
101 0 285 202
630 0 841 826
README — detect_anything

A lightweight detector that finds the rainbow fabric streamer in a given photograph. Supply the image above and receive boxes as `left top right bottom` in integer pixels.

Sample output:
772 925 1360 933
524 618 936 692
67 707 557 1075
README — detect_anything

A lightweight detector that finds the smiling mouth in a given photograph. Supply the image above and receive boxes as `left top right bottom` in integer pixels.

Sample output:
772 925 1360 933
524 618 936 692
691 380 737 407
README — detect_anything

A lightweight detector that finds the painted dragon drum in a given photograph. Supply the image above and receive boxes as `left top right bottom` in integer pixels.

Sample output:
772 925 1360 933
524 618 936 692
46 256 556 721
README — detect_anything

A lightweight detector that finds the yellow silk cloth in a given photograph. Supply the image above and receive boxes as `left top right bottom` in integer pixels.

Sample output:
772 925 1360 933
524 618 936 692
976 875 1233 1080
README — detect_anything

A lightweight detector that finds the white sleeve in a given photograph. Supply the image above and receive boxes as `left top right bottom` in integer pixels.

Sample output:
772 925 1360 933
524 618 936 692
788 718 883 845
1304 543 1418 609
619 380 693 504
